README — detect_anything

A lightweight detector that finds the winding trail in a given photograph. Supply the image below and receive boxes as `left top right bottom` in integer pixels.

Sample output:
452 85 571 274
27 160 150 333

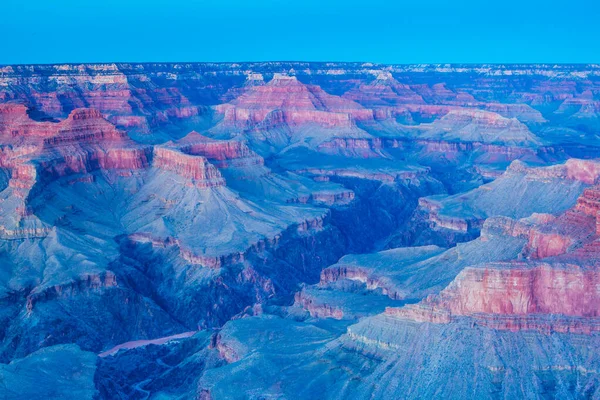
99 331 197 358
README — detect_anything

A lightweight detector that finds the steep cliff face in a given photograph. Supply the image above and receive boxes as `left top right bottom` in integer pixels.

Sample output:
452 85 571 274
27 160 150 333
216 74 373 127
390 262 600 333
153 147 225 187
0 104 149 171
414 159 600 240
342 72 425 106
386 185 600 335
416 108 541 146
210 73 382 152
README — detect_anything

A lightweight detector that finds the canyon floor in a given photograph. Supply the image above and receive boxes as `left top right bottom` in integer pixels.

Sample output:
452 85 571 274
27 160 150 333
0 62 600 399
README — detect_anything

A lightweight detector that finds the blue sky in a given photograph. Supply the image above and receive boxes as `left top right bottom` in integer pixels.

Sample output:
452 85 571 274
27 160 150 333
3 0 599 64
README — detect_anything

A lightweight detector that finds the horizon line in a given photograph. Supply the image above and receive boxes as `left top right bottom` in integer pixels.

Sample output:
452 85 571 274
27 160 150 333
2 61 600 68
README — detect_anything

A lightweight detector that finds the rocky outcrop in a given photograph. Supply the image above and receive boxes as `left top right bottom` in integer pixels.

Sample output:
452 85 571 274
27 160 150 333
390 187 600 334
316 137 390 157
26 271 118 313
417 139 536 158
39 147 152 179
44 108 125 144
297 165 430 183
176 131 264 168
294 290 344 319
0 103 57 138
554 91 600 123
481 103 547 123
431 263 600 316
0 105 154 191
342 72 425 106
388 262 600 334
127 214 327 270
152 147 225 187
216 74 373 128
419 108 541 146
418 159 600 235
508 158 600 184
319 265 404 300
310 190 355 205
576 186 600 217
417 197 481 233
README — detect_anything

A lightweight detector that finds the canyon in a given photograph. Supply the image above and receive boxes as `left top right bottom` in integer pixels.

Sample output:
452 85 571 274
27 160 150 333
0 62 599 399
